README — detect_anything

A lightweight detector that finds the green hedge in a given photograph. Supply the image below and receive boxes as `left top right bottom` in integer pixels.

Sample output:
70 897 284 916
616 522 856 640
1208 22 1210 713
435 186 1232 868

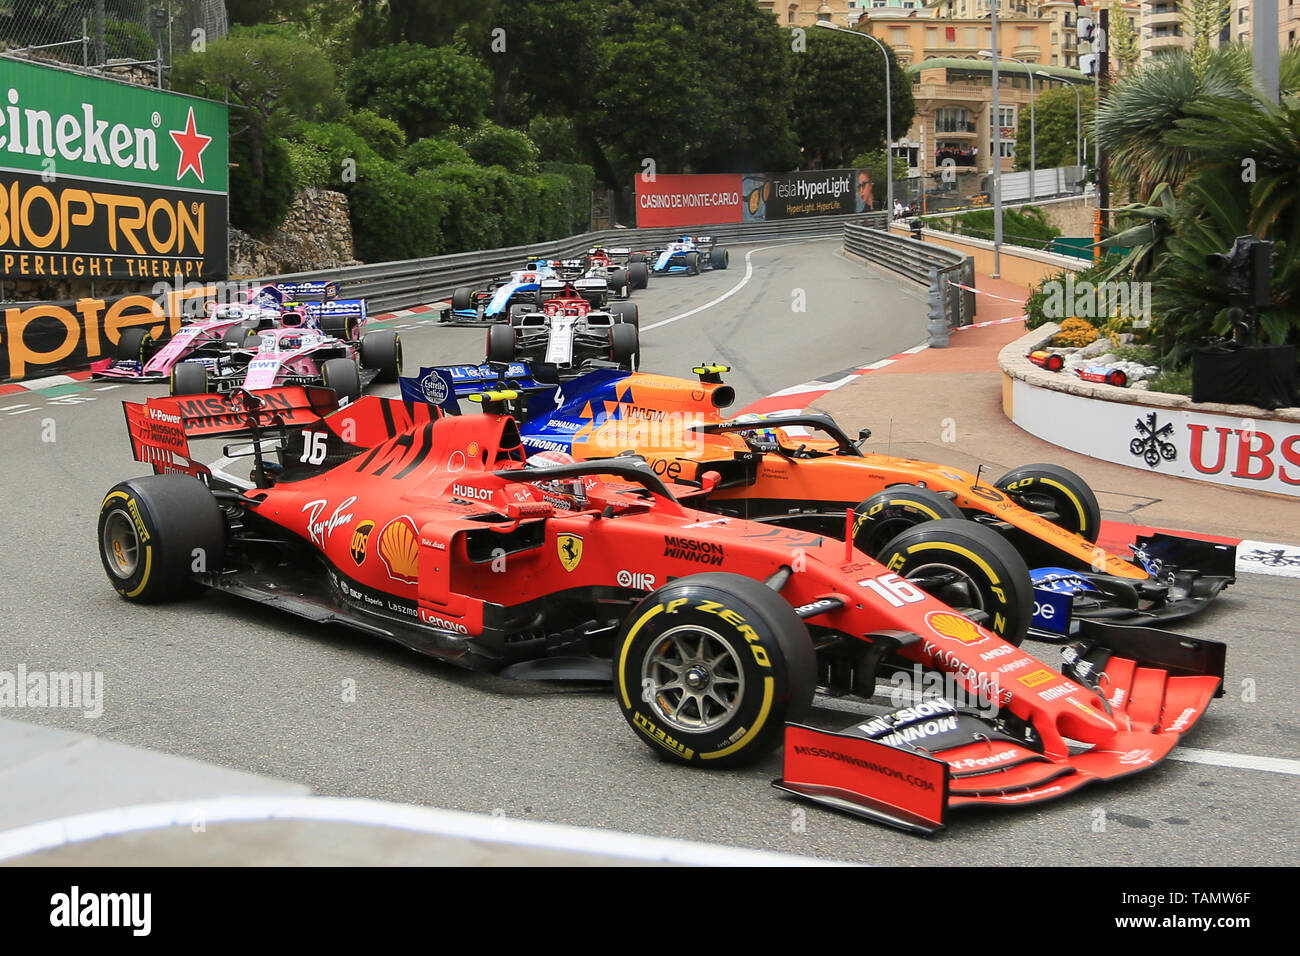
283 124 595 260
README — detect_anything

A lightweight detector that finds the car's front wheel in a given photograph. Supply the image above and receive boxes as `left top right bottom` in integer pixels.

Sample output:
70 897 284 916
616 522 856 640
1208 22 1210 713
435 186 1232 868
614 572 816 768
875 518 1034 646
321 357 362 405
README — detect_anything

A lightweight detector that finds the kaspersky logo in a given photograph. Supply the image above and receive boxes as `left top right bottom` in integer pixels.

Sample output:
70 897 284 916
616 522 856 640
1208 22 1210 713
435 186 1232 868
0 89 212 184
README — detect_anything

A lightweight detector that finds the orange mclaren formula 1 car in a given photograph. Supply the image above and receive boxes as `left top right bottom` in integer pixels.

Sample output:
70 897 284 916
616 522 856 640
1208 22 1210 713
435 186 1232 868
402 363 1236 647
99 385 1224 833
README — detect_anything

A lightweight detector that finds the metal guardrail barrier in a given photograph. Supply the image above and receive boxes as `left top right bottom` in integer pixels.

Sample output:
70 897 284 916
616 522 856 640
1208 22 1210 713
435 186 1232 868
841 221 976 346
257 212 889 315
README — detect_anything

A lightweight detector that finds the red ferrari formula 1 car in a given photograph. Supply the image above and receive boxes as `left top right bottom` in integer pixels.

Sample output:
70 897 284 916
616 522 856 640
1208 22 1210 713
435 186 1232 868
415 364 1235 647
96 387 1224 832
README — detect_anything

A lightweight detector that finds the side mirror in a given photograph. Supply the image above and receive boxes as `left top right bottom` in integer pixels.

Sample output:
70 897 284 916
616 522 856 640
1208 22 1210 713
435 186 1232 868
700 470 722 494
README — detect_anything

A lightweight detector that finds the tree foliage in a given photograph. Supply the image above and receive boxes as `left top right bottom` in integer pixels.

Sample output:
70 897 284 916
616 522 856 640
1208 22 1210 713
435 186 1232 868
1014 84 1094 172
788 28 914 169
344 43 491 139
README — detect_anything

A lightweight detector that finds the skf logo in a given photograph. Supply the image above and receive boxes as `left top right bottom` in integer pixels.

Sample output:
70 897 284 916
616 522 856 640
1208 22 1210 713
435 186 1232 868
350 520 375 567
557 534 583 572
925 610 986 646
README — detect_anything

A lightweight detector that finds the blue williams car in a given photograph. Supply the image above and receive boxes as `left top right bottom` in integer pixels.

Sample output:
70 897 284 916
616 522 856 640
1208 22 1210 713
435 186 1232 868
634 236 729 275
446 260 560 325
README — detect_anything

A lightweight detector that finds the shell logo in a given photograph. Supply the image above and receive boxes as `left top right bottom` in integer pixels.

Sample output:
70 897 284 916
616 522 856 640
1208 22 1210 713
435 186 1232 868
377 515 419 584
925 610 986 646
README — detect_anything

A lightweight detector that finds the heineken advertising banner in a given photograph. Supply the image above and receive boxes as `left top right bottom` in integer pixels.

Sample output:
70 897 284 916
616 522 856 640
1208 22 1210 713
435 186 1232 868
0 58 228 283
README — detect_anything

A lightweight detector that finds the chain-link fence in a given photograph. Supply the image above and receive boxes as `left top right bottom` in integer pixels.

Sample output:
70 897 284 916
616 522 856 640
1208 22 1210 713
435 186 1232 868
0 1 226 84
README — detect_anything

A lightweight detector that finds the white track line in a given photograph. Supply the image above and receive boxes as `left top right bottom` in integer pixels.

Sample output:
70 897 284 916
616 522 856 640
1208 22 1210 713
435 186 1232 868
0 796 842 866
95 384 122 391
1167 747 1300 777
641 240 826 333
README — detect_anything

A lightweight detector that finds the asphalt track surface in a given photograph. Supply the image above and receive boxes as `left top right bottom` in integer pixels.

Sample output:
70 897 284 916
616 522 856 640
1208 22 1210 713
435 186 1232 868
1 238 1296 865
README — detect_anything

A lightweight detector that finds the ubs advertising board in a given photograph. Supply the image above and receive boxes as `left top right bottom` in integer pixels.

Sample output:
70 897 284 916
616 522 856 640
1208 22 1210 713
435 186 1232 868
0 58 228 284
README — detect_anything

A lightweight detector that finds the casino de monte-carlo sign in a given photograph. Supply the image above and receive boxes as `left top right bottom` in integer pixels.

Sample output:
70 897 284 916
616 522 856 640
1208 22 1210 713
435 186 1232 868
0 57 228 283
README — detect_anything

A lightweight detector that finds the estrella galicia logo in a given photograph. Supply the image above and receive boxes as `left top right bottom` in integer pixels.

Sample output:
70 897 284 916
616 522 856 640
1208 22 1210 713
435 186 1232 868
1130 412 1177 468
421 372 448 405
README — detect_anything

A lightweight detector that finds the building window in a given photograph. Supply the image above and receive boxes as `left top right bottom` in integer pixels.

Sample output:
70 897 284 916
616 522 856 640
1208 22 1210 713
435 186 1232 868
998 105 1015 127
935 107 973 132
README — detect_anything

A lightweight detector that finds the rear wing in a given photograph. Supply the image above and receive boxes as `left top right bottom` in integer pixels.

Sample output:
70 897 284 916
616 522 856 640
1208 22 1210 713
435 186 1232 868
287 298 368 322
126 385 340 454
400 363 541 413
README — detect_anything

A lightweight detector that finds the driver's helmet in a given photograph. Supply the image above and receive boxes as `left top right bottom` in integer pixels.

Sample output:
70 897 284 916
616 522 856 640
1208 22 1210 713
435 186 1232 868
526 450 590 506
680 235 693 244
732 413 780 449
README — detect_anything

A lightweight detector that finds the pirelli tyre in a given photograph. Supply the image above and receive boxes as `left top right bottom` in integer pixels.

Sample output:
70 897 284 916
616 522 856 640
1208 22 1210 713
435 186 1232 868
685 251 701 276
852 486 964 558
610 321 639 371
98 475 226 603
321 357 362 405
608 267 630 297
875 519 1033 646
615 572 815 768
710 247 729 270
169 361 210 396
995 463 1102 543
610 301 639 328
487 323 516 364
628 261 649 290
320 313 359 342
628 252 647 264
451 287 474 311
117 327 154 363
360 330 402 383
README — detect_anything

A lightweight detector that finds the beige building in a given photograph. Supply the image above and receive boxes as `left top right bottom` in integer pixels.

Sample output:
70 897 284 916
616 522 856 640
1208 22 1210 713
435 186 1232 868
903 58 1089 178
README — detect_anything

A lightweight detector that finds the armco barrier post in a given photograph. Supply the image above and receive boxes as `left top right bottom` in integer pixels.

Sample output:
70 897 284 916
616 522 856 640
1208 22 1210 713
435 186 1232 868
961 257 976 323
927 267 950 347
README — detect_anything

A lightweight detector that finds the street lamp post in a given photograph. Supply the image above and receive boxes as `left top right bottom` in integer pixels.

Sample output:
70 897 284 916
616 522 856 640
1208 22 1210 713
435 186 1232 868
981 50 1035 202
814 19 893 220
1038 71 1082 168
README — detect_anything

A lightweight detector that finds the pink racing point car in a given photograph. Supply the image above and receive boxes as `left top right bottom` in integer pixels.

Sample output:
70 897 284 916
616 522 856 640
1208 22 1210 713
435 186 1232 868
91 300 285 384
167 310 402 405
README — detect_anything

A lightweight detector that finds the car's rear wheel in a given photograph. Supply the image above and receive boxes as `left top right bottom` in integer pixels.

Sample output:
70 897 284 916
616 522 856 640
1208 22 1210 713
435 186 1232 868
360 330 402 383
710 247 729 270
875 519 1033 646
451 287 474 311
169 362 210 396
610 322 638 371
852 486 964 558
98 475 226 603
117 327 154 363
614 572 816 768
628 261 649 289
628 252 647 264
608 267 629 297
610 301 639 328
321 357 362 405
487 323 516 364
995 463 1101 543
320 313 358 342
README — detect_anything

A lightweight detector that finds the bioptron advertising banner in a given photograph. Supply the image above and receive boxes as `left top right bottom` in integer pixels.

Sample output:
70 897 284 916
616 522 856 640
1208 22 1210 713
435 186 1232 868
635 168 872 228
0 57 228 380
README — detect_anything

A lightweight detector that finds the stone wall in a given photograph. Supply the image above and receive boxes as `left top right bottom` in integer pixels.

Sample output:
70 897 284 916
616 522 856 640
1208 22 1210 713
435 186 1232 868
229 188 360 279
